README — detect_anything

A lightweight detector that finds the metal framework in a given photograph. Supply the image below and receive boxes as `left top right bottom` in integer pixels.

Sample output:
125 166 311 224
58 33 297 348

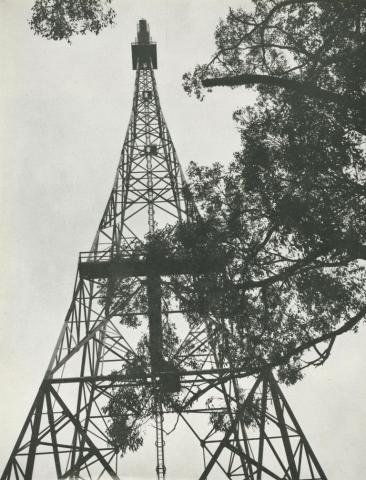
1 20 327 480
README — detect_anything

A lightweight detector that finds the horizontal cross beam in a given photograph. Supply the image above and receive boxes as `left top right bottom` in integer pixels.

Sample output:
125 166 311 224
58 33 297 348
79 254 224 279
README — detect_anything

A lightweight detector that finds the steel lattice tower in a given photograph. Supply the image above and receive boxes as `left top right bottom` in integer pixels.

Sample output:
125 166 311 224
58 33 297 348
2 21 327 480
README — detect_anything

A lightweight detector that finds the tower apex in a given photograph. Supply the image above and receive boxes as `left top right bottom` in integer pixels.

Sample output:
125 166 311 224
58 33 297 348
132 18 157 70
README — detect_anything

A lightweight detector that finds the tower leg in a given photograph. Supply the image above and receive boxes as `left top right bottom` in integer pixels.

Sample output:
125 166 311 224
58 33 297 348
195 372 327 480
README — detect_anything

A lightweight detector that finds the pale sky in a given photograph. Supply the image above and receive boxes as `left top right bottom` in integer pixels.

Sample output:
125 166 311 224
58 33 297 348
0 0 365 478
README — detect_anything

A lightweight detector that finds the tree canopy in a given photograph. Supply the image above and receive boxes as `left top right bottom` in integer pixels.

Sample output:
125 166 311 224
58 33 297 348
30 0 116 42
183 0 365 117
180 0 366 369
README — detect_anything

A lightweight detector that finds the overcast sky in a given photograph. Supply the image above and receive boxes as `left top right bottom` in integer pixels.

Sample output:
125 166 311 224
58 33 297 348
0 0 365 478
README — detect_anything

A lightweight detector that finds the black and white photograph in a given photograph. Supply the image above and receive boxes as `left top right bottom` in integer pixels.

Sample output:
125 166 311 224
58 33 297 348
1 1 365 479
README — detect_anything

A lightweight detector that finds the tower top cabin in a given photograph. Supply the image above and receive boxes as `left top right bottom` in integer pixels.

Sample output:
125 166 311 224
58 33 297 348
131 19 158 70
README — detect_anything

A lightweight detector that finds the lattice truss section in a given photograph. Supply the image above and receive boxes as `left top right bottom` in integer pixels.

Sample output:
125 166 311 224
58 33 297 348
0 271 225 479
92 60 193 258
2 273 327 480
183 373 326 480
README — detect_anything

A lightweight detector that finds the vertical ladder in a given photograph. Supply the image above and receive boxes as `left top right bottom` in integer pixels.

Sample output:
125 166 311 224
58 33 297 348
155 400 166 480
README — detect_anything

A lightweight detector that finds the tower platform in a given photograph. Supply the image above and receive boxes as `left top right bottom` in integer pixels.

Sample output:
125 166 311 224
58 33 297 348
78 251 223 279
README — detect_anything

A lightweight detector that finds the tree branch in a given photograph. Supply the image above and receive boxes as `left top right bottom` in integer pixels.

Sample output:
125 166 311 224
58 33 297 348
202 73 365 111
290 304 366 358
239 245 331 290
234 304 366 379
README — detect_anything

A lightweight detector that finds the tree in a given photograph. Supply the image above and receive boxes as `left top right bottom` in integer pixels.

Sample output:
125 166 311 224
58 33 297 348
29 0 116 42
183 1 365 130
180 0 366 372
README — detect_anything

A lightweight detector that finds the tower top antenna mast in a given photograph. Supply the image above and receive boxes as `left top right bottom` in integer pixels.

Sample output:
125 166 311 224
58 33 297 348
137 19 151 44
132 18 157 69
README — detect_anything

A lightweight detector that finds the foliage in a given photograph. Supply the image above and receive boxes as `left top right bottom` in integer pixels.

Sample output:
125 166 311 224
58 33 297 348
184 1 366 108
103 325 189 455
180 0 366 372
104 385 145 455
206 393 261 431
103 203 365 385
29 0 116 42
